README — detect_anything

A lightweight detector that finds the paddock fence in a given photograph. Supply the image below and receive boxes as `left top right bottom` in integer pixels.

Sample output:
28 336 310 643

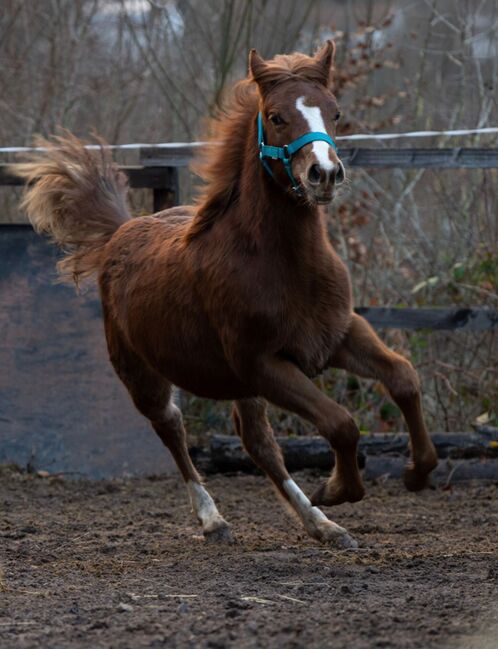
2 145 497 331
0 144 497 478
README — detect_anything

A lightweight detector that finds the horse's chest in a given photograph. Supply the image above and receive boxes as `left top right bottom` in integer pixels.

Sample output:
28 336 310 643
281 303 351 377
250 257 353 377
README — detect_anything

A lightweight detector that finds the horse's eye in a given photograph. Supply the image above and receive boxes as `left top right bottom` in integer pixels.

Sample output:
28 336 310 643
269 113 284 126
334 111 341 122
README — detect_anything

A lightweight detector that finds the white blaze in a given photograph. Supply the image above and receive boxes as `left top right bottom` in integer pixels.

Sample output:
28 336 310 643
295 96 335 171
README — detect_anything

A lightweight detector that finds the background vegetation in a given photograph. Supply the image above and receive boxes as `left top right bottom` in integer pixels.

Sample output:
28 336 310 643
1 0 496 437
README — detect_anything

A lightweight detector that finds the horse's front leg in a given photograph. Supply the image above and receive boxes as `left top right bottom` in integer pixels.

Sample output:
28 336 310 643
237 356 365 538
233 398 358 548
331 313 438 490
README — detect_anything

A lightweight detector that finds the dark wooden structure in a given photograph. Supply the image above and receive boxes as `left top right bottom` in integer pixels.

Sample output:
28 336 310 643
0 225 171 478
0 163 179 214
196 428 498 475
1 145 497 477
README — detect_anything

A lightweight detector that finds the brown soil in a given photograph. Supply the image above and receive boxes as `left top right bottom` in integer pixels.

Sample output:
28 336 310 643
1 467 497 649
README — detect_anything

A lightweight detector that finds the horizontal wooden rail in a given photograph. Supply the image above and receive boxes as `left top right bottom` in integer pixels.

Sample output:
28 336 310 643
355 307 498 331
341 147 498 168
0 164 179 212
139 146 498 168
3 148 498 173
0 164 176 188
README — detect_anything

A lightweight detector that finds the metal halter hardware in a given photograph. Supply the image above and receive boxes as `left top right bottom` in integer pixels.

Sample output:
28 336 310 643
257 111 338 194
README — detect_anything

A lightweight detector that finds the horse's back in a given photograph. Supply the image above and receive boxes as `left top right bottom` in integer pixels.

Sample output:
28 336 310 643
153 205 195 224
103 204 194 260
99 203 195 294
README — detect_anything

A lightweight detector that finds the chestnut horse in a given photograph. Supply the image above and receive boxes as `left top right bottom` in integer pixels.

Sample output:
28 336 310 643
17 41 437 548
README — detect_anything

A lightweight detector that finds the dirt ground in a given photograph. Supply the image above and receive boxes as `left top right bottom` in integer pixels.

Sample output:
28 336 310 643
1 467 497 649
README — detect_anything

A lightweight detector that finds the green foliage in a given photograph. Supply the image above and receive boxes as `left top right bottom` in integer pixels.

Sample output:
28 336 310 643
411 248 498 306
380 402 401 422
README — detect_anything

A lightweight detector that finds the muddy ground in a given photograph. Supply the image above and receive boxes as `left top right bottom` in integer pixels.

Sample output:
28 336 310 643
1 466 497 649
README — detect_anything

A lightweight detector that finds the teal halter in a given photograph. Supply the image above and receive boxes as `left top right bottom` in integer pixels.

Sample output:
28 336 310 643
257 111 338 194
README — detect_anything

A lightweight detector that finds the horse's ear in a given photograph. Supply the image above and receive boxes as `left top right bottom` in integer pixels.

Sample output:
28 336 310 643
314 40 336 86
249 48 276 95
249 49 267 83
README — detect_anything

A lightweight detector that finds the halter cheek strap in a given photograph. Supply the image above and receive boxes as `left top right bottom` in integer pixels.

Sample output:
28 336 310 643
257 112 338 194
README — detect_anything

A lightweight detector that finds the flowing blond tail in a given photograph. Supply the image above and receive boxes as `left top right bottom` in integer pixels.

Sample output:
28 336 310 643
13 131 131 286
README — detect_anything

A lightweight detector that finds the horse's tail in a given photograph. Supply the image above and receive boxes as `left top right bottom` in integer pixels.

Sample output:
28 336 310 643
13 131 131 286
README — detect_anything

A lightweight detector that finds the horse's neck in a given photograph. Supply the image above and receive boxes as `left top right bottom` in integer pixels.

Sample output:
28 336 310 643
189 108 327 258
233 123 324 253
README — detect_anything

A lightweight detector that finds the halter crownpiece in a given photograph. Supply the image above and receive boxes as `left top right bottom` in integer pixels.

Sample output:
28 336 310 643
257 111 338 194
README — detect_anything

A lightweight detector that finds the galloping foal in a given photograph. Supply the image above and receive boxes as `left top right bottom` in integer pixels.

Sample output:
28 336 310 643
17 42 437 548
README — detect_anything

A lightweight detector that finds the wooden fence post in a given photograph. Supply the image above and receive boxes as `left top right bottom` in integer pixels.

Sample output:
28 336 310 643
152 166 180 211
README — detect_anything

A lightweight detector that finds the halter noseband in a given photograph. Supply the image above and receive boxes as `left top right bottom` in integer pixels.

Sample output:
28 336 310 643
257 111 338 194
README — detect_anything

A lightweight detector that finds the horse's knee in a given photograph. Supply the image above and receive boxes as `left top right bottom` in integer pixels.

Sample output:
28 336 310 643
132 394 168 422
244 428 282 465
153 403 185 438
389 357 420 400
234 399 274 459
163 402 182 426
319 408 360 450
237 415 285 474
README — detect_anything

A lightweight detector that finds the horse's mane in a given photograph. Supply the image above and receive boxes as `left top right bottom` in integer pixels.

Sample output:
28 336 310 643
188 79 258 240
186 52 331 241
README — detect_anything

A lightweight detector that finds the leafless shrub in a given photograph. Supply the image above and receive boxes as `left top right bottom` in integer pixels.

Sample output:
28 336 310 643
1 0 496 433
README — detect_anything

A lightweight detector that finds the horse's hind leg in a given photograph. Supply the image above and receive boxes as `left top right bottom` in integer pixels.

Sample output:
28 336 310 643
233 398 357 548
154 404 232 542
331 313 438 491
105 324 232 543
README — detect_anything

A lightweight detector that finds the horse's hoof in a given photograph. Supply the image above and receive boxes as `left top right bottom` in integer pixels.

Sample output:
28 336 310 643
336 533 359 550
403 459 437 492
311 480 365 507
403 467 430 492
403 449 438 491
203 522 235 544
312 520 358 549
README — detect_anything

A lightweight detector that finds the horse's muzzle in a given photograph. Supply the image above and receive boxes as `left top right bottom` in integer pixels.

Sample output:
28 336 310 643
304 160 345 203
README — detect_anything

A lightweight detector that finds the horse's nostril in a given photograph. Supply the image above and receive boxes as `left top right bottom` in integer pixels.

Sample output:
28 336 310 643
335 162 345 185
307 164 322 185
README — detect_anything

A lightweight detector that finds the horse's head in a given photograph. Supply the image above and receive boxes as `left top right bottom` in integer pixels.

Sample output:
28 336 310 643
249 41 345 205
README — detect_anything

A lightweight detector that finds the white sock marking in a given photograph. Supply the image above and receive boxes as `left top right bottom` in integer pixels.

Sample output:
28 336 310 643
283 480 328 526
283 479 346 539
296 96 335 171
187 481 223 531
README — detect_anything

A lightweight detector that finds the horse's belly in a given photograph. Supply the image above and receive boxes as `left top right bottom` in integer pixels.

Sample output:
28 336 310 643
156 344 252 400
131 311 253 400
